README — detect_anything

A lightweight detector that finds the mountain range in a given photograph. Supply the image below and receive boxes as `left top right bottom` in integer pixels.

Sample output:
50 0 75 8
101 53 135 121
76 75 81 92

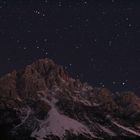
0 58 140 140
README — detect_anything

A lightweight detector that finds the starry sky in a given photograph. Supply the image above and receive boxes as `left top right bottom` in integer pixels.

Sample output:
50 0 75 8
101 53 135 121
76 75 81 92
0 0 140 93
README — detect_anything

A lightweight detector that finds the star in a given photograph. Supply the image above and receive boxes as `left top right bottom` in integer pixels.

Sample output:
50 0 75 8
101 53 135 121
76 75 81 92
7 58 11 61
75 46 80 49
58 1 62 7
44 38 48 42
69 63 72 67
42 14 46 17
16 40 20 43
45 52 48 55
102 84 105 87
122 82 126 86
128 23 132 27
109 40 112 47
83 1 88 5
45 0 48 4
27 30 31 33
85 18 89 22
90 58 94 62
112 81 116 85
34 10 40 15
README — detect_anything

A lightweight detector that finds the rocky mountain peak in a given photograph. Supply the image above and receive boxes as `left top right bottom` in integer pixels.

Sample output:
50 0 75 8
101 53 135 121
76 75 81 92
0 58 71 100
0 58 140 140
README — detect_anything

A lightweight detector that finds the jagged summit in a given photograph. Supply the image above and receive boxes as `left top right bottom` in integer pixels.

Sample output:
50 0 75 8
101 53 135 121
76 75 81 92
0 58 75 99
0 58 140 140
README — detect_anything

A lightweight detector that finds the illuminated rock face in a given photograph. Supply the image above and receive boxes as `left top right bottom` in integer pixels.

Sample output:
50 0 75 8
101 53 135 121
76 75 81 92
0 58 140 140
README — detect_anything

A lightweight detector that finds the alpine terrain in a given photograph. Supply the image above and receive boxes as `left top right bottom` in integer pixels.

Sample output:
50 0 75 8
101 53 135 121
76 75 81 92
0 58 140 140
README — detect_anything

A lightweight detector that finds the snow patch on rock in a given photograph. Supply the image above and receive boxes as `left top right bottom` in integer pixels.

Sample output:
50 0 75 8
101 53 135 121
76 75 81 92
112 121 140 137
31 92 97 140
99 125 116 136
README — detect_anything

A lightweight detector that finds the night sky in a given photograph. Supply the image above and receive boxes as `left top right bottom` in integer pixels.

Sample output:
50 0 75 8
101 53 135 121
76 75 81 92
0 0 140 93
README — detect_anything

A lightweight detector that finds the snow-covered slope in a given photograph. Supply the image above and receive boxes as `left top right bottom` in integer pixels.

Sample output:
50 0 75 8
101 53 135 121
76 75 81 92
31 94 97 140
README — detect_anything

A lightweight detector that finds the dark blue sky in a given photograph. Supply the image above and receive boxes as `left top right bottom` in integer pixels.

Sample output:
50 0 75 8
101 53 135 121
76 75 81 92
0 0 140 93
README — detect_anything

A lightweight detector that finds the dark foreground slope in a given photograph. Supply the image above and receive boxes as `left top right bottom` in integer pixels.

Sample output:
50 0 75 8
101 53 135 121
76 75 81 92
0 58 140 140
